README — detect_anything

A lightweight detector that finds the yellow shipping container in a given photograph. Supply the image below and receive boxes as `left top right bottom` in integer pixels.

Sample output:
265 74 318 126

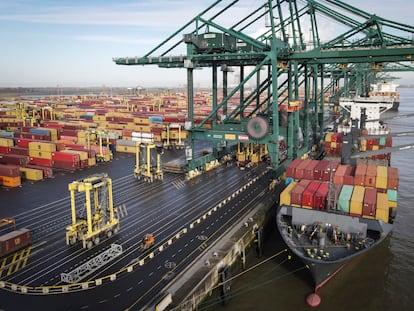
29 149 52 160
330 142 337 149
325 133 332 142
0 137 14 147
87 158 97 167
372 145 379 151
389 200 397 209
376 192 389 223
28 141 56 152
350 185 365 216
20 167 43 181
376 166 388 189
280 181 298 206
134 117 151 125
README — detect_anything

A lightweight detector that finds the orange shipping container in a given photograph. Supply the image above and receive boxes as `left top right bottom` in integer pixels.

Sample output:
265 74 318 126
364 165 377 188
0 175 21 187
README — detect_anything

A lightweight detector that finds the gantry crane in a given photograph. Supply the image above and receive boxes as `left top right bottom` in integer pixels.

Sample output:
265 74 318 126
134 142 163 183
66 173 120 249
113 0 414 173
85 128 114 162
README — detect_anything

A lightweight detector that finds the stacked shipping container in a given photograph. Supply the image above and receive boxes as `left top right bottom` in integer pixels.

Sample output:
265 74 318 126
282 158 399 223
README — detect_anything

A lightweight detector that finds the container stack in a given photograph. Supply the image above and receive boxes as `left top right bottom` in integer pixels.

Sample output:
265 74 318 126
281 158 399 223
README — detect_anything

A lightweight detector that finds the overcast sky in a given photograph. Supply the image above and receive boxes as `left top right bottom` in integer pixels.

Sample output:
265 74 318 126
0 0 413 88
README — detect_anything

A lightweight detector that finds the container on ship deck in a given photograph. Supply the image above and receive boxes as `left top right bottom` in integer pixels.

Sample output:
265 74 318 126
0 164 20 177
334 165 351 184
322 161 339 181
294 159 312 180
387 167 399 190
290 179 311 206
280 181 298 206
376 192 389 223
364 165 377 188
285 158 302 178
387 189 398 208
314 182 329 210
363 187 377 218
314 160 330 180
350 185 365 216
338 185 353 213
301 181 321 208
376 166 388 189
304 160 319 180
354 164 367 186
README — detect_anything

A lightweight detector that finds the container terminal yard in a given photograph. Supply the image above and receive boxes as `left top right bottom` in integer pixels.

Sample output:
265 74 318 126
1 0 414 310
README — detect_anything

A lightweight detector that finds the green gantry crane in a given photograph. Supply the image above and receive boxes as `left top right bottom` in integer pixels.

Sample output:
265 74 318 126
113 0 414 174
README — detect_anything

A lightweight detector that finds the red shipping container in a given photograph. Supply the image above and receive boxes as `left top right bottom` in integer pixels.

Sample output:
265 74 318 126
290 179 311 206
0 164 20 177
17 138 37 148
8 146 29 156
51 152 80 163
363 188 377 217
29 157 53 167
286 158 302 178
304 160 319 180
322 161 339 181
365 165 377 188
314 182 330 210
333 165 348 184
302 181 321 207
387 167 399 190
0 146 9 154
354 164 367 186
0 154 29 166
0 229 32 256
52 160 80 170
294 159 312 180
314 160 330 180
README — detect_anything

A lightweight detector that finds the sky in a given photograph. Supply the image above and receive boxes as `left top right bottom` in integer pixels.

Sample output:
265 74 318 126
0 0 413 88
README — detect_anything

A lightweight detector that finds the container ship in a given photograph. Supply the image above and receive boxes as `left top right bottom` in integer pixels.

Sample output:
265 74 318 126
369 81 400 111
276 97 399 306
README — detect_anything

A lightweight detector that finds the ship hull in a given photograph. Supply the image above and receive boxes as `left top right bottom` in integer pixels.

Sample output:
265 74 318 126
276 205 392 291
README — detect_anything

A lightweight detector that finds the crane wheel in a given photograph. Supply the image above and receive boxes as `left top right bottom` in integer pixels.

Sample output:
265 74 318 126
113 227 119 235
94 237 100 245
69 236 77 245
107 230 113 238
87 241 93 249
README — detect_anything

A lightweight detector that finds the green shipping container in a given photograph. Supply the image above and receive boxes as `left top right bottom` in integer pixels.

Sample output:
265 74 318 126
338 185 353 213
387 189 398 202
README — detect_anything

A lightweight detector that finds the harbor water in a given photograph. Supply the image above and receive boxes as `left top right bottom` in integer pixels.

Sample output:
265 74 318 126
201 88 414 311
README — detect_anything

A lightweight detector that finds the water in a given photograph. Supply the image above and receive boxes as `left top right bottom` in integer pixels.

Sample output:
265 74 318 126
201 88 414 311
